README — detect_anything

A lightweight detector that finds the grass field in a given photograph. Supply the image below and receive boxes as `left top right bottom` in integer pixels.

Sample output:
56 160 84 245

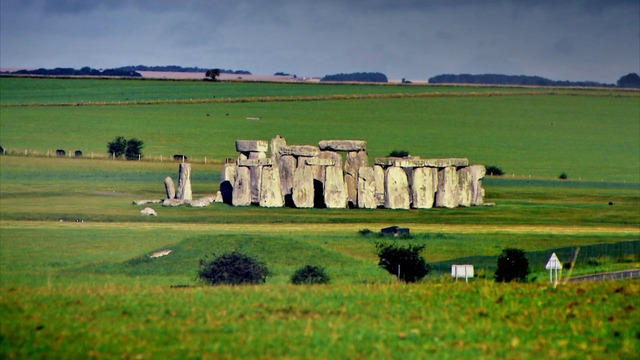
0 78 639 358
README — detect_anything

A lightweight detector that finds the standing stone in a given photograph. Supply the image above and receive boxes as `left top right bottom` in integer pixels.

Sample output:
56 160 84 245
324 166 347 208
232 166 251 206
270 135 287 160
412 167 438 209
344 150 368 176
357 167 376 209
220 164 236 205
260 166 284 207
277 155 296 197
176 163 192 201
374 165 385 206
457 167 473 207
312 151 342 184
344 173 357 207
164 176 176 199
384 166 410 209
249 151 266 204
470 165 486 206
292 165 314 208
214 191 223 203
435 166 459 208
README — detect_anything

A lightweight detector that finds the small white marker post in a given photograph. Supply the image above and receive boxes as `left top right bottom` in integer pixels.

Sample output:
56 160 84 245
451 264 474 282
545 252 563 286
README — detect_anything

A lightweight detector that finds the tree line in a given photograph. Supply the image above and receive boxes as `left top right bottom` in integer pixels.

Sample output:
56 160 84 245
321 72 388 83
2 67 141 77
428 73 640 88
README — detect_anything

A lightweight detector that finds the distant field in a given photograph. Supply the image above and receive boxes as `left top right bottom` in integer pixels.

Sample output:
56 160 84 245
1 94 638 181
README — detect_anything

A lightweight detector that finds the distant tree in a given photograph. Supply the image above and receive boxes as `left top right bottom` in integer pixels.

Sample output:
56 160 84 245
558 172 568 180
125 138 144 160
107 136 127 158
495 248 529 282
486 165 505 176
617 73 640 88
321 72 388 83
376 242 430 282
198 251 269 285
291 265 330 285
389 150 409 157
205 68 221 81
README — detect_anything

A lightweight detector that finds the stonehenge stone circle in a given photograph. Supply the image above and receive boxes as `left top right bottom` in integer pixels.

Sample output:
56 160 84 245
218 135 486 210
176 163 192 201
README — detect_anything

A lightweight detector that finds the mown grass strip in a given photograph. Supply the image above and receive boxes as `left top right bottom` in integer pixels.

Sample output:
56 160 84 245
2 89 638 107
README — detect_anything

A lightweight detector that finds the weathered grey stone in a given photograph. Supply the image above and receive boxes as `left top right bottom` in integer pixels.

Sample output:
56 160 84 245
220 164 236 205
277 155 296 196
312 151 342 184
470 165 486 206
324 166 347 208
305 157 335 166
176 163 192 201
318 140 366 151
375 157 469 168
270 135 286 159
162 199 185 207
222 164 236 182
232 166 251 206
384 166 410 209
292 165 314 208
164 177 176 199
132 199 162 206
238 153 248 161
279 145 320 157
457 167 473 207
237 158 273 167
259 166 284 207
344 173 357 207
214 191 223 203
320 151 342 168
411 167 437 209
373 165 385 206
140 207 157 216
236 140 268 153
344 150 368 176
248 152 266 204
357 167 376 209
435 166 459 208
188 195 215 207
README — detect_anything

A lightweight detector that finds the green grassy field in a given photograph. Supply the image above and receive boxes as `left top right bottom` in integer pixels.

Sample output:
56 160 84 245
0 78 639 358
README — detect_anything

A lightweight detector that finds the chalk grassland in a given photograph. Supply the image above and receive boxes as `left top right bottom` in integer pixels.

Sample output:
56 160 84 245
1 95 639 182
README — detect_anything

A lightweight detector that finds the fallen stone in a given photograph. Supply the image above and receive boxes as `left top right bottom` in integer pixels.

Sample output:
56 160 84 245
292 165 314 208
411 167 437 209
344 173 357 207
187 196 215 207
324 166 347 208
232 166 251 206
260 166 284 207
237 158 273 167
164 177 176 199
176 163 192 201
357 167 376 209
384 166 410 209
374 165 385 206
162 199 185 207
318 140 366 151
279 145 320 157
236 140 268 153
375 157 469 168
132 199 163 206
470 165 486 206
277 155 296 196
435 166 459 208
457 167 472 207
140 207 157 216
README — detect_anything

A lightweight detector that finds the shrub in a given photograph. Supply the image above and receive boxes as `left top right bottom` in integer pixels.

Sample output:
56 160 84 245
486 165 504 176
291 265 330 285
198 251 269 285
559 172 568 180
358 228 374 236
107 136 127 158
389 150 409 157
495 248 529 282
376 242 430 282
125 138 144 160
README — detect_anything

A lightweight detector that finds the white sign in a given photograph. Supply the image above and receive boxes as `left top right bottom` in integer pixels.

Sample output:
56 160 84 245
545 253 562 270
451 264 474 282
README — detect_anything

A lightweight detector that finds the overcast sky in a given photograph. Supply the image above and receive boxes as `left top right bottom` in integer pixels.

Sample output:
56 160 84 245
1 0 638 82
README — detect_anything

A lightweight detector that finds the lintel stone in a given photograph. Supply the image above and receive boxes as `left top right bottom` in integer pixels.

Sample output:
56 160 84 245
305 157 335 166
236 140 268 153
318 140 366 151
374 157 469 168
279 145 320 157
237 158 273 167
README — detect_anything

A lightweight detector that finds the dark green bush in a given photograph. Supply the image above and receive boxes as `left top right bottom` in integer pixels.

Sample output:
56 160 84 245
198 251 268 285
358 228 374 236
376 242 430 282
495 248 529 282
107 136 127 158
291 265 330 285
486 165 505 176
125 138 144 160
389 150 409 157
559 172 568 180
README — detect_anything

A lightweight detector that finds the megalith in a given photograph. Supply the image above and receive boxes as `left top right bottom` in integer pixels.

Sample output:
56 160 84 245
470 165 486 206
457 167 472 207
232 166 251 206
277 155 296 198
344 173 357 207
176 163 192 201
292 165 314 208
357 166 376 209
220 163 236 204
164 176 175 199
384 166 410 209
324 166 348 208
260 166 284 207
411 167 437 209
248 151 266 204
435 166 458 208
373 165 385 207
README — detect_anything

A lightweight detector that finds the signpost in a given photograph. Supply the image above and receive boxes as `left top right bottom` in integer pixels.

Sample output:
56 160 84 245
545 252 563 285
451 264 474 282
